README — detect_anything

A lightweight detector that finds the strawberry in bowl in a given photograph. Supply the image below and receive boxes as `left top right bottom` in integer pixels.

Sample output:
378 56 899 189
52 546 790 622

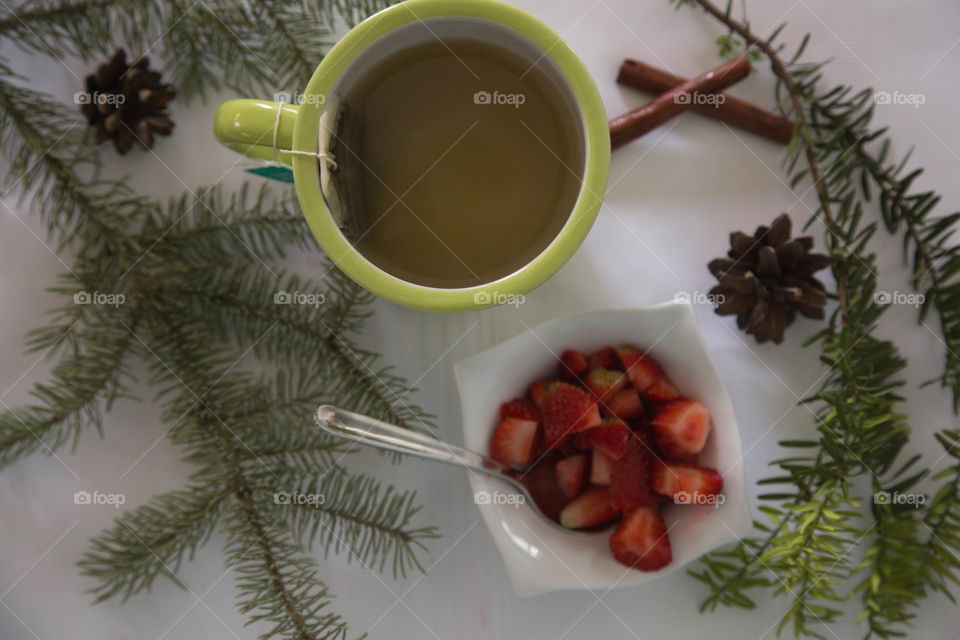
454 304 750 596
488 344 724 572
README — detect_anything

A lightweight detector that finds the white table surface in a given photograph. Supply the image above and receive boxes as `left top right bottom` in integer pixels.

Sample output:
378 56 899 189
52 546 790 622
2 0 959 638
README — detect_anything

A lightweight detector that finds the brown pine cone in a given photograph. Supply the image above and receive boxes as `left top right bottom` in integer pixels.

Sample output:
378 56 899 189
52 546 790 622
79 49 176 155
708 213 831 344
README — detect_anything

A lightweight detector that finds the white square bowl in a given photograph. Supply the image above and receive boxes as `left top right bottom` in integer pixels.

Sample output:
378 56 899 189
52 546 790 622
453 303 751 596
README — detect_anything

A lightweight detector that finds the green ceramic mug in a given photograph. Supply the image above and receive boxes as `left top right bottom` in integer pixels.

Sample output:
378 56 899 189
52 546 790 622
213 0 609 311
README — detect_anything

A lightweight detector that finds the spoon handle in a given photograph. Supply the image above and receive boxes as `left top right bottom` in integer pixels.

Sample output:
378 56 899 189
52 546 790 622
314 405 505 475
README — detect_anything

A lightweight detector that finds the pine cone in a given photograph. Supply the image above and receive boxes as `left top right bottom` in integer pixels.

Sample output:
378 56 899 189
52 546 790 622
708 213 830 344
80 49 176 155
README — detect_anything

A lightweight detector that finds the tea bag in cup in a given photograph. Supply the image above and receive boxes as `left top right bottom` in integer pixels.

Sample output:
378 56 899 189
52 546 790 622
318 95 369 240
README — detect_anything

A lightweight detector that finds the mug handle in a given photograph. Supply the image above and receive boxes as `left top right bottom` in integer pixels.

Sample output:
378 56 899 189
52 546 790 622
213 99 299 165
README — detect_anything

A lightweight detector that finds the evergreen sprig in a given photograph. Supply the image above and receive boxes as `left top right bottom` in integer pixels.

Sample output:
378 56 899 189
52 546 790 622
0 2 437 639
0 0 393 99
674 1 960 637
0 61 146 249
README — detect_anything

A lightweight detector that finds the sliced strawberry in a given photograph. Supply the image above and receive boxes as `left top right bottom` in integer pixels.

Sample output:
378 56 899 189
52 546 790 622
610 433 655 510
490 417 538 465
500 398 540 422
541 382 602 447
609 505 672 571
603 389 644 420
651 461 723 502
644 377 680 404
589 418 630 460
591 448 614 485
560 349 588 379
617 346 665 391
652 398 712 458
528 378 558 409
555 454 588 500
588 347 619 371
559 487 619 529
584 367 628 404
573 429 594 450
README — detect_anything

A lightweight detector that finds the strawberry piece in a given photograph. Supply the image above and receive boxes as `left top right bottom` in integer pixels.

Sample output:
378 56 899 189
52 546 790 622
489 417 538 465
591 449 614 485
584 367 628 404
500 398 540 422
589 418 630 460
573 429 594 450
609 505 672 571
555 454 588 500
617 346 665 391
603 389 644 420
651 461 723 502
541 382 602 447
588 347 619 371
610 433 655 510
560 349 588 379
652 398 712 458
559 487 619 529
644 377 680 404
528 379 558 409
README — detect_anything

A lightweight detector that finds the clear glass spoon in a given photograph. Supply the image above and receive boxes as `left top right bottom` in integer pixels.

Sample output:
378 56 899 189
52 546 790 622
314 404 585 534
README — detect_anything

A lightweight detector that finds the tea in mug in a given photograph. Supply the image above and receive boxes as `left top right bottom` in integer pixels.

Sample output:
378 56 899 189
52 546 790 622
331 38 585 289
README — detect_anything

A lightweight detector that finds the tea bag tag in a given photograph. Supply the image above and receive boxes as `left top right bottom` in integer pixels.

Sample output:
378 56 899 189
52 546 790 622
244 165 295 183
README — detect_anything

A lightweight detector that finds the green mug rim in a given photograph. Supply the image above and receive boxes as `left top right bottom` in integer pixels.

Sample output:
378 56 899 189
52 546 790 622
292 0 610 311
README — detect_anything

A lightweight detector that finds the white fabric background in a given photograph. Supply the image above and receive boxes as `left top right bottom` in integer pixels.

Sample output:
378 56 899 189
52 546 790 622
1 0 958 638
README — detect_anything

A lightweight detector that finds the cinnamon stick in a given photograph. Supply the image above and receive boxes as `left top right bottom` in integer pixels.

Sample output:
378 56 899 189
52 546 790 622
609 55 752 150
617 58 794 145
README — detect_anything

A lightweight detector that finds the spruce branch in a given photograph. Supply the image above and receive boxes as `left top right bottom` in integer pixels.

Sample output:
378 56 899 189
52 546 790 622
251 0 335 90
78 484 229 602
0 0 165 60
259 472 440 579
853 139 960 412
0 0 387 100
127 289 419 639
673 0 960 636
0 2 437 637
0 299 141 466
852 478 926 638
144 183 317 266
917 429 960 599
679 0 960 412
167 264 432 433
224 500 348 640
0 177 437 637
0 67 147 249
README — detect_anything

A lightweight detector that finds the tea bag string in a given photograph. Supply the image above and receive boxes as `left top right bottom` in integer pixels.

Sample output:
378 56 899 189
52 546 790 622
271 101 337 169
